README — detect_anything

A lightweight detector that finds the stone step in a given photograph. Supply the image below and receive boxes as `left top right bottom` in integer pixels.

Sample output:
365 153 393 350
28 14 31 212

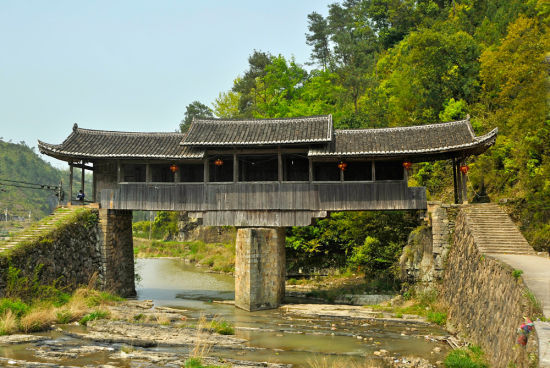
477 245 535 252
475 236 527 241
476 241 532 247
477 244 533 250
468 219 517 224
481 250 534 255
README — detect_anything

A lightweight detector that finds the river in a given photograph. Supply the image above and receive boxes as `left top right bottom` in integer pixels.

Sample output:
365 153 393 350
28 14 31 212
136 258 449 367
0 258 450 367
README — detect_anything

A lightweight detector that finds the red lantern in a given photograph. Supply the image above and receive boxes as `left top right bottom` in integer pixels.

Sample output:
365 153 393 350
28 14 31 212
338 162 348 171
214 158 224 166
402 161 412 170
169 164 178 173
460 165 469 174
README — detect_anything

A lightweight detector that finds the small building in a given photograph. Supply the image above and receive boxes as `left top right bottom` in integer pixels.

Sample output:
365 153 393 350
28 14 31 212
39 115 496 226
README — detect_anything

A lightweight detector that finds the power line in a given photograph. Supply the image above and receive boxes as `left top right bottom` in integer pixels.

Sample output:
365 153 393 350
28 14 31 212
0 182 57 191
0 178 59 189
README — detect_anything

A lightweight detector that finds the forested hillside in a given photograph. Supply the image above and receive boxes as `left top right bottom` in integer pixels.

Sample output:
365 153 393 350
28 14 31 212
0 140 87 220
186 0 549 253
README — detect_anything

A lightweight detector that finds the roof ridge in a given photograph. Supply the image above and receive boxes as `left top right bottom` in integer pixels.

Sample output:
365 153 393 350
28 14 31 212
335 119 470 134
74 127 184 136
192 115 331 125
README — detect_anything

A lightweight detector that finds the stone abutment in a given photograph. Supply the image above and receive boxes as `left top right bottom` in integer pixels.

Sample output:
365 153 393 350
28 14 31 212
98 209 136 298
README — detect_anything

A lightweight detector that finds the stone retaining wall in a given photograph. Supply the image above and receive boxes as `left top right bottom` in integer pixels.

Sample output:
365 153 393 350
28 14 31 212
0 208 136 298
0 209 102 294
441 209 540 367
400 202 458 288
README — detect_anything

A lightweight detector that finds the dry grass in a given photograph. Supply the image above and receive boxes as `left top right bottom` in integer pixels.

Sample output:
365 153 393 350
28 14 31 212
307 356 386 368
191 315 213 360
65 291 89 320
20 307 56 332
154 314 171 325
0 310 18 335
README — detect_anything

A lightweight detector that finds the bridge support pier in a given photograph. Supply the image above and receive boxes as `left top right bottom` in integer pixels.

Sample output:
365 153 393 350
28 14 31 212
98 209 136 298
235 227 285 311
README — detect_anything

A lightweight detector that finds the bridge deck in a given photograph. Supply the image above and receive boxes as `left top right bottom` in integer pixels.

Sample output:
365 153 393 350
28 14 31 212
100 181 426 225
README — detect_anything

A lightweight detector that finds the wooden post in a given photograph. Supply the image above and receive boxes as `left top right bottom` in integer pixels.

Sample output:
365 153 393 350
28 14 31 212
308 159 313 182
340 160 344 182
117 161 122 183
69 163 73 204
277 149 283 182
372 161 376 181
174 165 180 182
452 158 459 204
460 160 468 203
146 163 152 183
92 164 96 202
233 153 238 182
204 158 209 183
81 161 85 200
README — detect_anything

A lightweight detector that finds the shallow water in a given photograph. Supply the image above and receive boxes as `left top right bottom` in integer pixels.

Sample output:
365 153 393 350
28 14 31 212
0 258 450 367
136 258 449 367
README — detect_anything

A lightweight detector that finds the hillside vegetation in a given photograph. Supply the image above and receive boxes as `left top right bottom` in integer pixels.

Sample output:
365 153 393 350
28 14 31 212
187 0 549 253
0 140 88 220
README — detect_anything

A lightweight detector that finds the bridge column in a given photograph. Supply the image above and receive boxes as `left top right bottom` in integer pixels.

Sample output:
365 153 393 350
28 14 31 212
235 227 285 311
98 209 136 297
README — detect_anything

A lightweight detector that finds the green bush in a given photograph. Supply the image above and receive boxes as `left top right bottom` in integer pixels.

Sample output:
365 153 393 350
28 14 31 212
210 319 234 335
0 298 29 318
184 358 221 368
5 266 68 305
56 309 72 324
444 346 488 368
427 311 447 325
512 269 523 279
79 310 108 325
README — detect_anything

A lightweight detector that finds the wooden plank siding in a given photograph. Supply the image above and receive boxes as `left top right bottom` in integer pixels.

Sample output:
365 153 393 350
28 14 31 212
100 182 426 226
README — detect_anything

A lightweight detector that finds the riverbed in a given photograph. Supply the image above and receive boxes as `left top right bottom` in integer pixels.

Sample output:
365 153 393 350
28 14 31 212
0 258 451 367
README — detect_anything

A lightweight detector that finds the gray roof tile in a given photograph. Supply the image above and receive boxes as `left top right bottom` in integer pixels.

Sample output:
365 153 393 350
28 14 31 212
38 125 204 161
181 115 333 146
308 120 497 158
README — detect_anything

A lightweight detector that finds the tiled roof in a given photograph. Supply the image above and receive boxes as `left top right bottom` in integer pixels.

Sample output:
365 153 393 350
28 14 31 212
181 115 332 146
38 124 204 161
308 120 498 158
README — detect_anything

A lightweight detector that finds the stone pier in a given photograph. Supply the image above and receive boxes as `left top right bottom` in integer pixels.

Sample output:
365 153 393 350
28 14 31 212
235 227 286 311
98 209 136 298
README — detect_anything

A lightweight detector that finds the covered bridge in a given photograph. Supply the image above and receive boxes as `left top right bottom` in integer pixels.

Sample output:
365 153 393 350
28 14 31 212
39 115 496 227
39 115 497 310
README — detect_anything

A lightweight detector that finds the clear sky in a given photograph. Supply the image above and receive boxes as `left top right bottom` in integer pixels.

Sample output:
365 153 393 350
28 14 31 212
0 0 332 168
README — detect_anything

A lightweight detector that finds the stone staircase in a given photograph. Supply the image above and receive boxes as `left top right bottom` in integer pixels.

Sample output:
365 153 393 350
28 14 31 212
0 207 81 253
464 203 536 255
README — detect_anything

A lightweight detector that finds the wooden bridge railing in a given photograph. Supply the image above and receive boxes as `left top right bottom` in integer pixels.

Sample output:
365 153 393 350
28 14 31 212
100 181 426 212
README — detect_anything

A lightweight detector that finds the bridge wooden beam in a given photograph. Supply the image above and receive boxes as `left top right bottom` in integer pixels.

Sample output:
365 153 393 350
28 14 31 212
71 163 94 171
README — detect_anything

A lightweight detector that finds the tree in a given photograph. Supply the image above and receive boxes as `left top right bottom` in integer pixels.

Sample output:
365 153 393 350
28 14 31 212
326 1 379 113
179 101 214 132
376 27 480 125
252 56 308 118
212 89 241 119
305 12 331 69
232 51 273 116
